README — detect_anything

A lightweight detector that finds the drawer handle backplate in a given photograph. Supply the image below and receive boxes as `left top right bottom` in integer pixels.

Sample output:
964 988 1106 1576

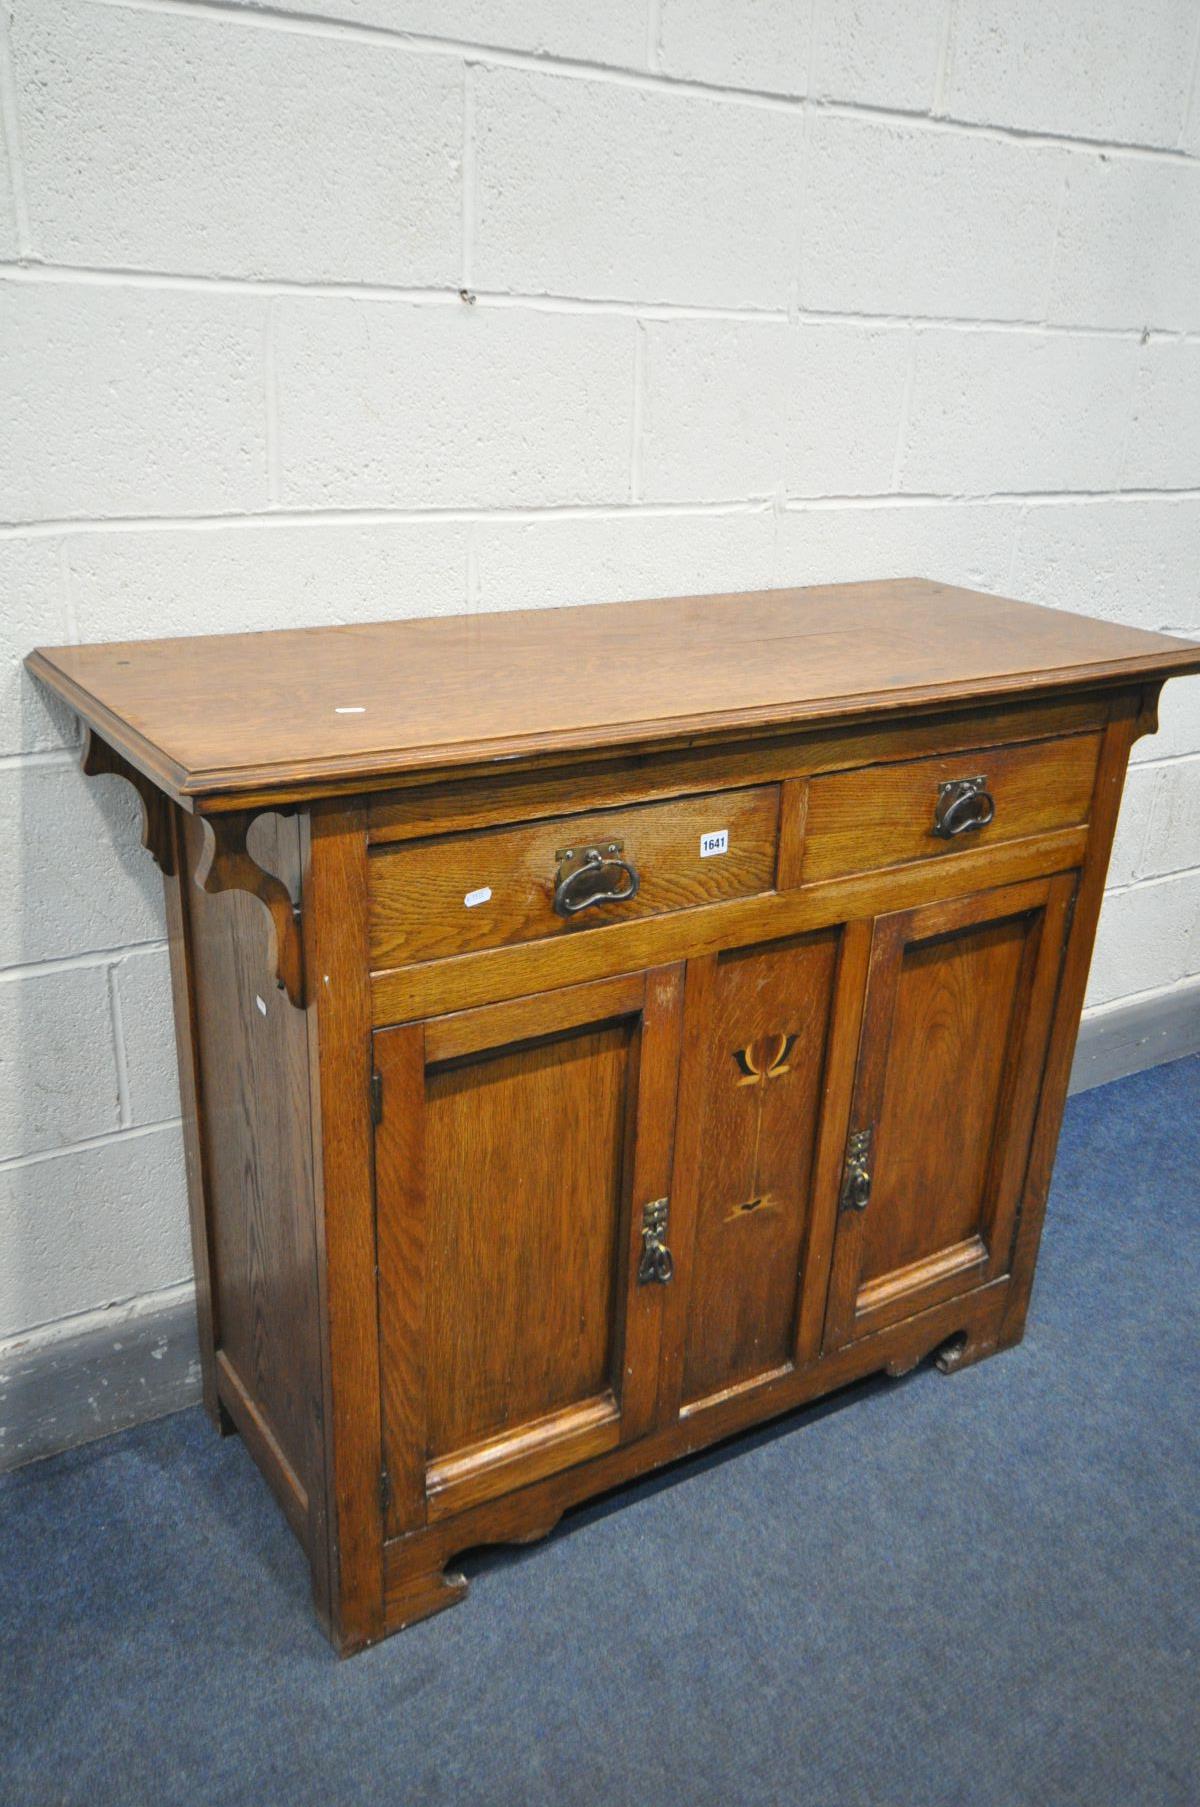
932 775 996 840
552 840 641 918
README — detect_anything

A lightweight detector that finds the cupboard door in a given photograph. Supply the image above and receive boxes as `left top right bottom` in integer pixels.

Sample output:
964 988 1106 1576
374 967 682 1534
824 873 1075 1349
662 926 859 1417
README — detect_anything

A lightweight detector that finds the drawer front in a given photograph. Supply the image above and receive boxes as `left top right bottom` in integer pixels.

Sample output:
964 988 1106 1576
369 786 779 968
800 732 1101 885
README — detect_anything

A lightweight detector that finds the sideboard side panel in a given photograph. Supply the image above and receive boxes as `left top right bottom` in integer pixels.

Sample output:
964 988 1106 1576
999 687 1144 1350
301 803 386 1653
176 810 327 1585
163 803 222 1431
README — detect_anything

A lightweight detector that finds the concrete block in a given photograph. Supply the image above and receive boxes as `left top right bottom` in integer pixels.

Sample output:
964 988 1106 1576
641 321 788 503
1010 498 1200 634
473 508 777 613
774 501 1021 593
113 950 180 1130
0 107 16 259
0 1126 190 1336
787 323 911 497
0 763 165 969
1105 764 1159 888
945 0 1196 149
656 0 810 94
0 538 75 756
656 0 943 109
1185 76 1200 157
640 319 911 505
1048 154 1200 331
14 0 462 285
1123 342 1200 490
0 284 268 523
472 66 803 308
1086 874 1198 1006
0 964 121 1161
800 116 1062 321
1143 756 1200 879
223 0 647 66
900 330 1138 494
811 0 945 110
68 521 471 643
274 299 632 508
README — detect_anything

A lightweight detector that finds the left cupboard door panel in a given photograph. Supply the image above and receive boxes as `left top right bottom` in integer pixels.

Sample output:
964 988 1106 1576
374 968 683 1536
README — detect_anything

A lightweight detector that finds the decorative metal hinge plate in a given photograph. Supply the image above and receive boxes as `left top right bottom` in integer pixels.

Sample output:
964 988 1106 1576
637 1197 674 1285
839 1128 873 1212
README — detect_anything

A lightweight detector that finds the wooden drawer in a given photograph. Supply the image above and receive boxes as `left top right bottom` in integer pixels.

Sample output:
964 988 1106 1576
369 786 779 968
799 732 1101 885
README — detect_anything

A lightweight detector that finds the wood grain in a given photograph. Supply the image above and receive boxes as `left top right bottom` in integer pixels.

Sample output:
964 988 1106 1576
195 808 305 1007
161 801 222 1429
380 1276 1011 1642
792 917 874 1369
675 931 840 1409
423 1018 632 1457
300 803 384 1650
422 972 645 1065
367 786 778 967
34 581 1198 1657
181 808 322 1533
26 580 1200 806
370 824 1092 1026
823 874 1071 1346
365 692 1110 845
374 968 683 1529
216 1349 309 1547
81 727 174 874
801 730 1100 884
998 693 1146 1351
373 1022 429 1538
775 776 809 889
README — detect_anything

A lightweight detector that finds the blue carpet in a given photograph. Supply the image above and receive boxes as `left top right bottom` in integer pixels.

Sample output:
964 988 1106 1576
2 1056 1197 1807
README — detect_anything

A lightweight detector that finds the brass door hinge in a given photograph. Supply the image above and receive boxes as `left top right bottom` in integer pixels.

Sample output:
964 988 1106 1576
839 1128 873 1212
637 1197 674 1284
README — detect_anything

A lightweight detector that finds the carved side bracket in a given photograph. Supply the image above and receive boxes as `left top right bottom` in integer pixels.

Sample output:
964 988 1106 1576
1133 680 1165 744
80 727 175 876
194 811 306 1009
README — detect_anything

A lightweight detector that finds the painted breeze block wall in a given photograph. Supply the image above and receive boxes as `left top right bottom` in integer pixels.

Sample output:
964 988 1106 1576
1 0 1198 1436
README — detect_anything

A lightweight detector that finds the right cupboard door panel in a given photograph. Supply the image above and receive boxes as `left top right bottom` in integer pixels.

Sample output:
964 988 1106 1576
824 873 1076 1349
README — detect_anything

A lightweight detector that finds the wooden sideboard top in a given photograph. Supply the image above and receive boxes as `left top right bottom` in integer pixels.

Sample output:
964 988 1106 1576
27 577 1200 807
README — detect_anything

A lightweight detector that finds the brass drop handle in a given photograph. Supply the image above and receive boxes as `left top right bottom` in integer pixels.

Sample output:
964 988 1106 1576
637 1198 674 1285
553 840 640 918
840 1129 873 1213
932 775 996 840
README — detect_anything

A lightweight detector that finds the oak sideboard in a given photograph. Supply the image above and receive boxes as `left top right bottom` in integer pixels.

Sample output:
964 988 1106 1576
27 578 1200 1654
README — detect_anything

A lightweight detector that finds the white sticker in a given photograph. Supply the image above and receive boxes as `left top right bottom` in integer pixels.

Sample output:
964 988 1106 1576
255 994 268 1016
334 705 365 715
464 885 492 909
700 829 728 858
